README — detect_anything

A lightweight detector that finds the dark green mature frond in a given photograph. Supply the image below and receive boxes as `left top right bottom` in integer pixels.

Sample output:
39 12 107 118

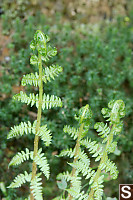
34 148 50 179
42 64 63 83
30 173 43 200
7 120 36 139
42 93 62 109
37 125 52 146
8 171 31 188
9 148 33 167
63 125 78 140
21 72 39 87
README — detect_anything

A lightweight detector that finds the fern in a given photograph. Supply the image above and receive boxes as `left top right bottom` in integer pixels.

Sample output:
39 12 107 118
42 64 63 83
8 171 31 188
21 64 62 86
63 125 78 140
21 72 39 87
9 148 33 167
36 124 52 146
13 91 62 109
7 30 62 199
7 120 36 139
55 101 125 200
34 148 50 179
30 173 43 200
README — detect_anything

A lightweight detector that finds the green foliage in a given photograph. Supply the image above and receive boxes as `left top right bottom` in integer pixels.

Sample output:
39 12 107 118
56 100 125 200
7 30 62 199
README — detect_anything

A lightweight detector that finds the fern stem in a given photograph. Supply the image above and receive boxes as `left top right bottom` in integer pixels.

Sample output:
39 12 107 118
30 53 43 200
87 124 115 200
68 123 84 200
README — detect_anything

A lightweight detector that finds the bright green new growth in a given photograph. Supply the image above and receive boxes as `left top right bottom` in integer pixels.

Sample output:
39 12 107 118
7 30 63 200
55 100 125 200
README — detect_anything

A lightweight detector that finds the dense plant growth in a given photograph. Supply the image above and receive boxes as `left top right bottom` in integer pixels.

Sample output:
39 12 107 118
0 4 133 199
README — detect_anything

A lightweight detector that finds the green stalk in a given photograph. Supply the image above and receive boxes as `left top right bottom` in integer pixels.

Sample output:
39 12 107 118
68 104 89 200
30 53 43 200
87 125 115 200
68 123 84 200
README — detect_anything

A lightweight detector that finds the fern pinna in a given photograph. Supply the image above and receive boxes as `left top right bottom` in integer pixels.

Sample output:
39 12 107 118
55 100 125 200
7 30 62 200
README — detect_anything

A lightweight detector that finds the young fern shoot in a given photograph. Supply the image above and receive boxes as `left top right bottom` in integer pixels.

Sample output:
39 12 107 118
55 100 125 200
7 30 63 200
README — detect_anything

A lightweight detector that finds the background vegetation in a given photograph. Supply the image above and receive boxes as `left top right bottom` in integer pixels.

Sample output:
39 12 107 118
0 0 133 199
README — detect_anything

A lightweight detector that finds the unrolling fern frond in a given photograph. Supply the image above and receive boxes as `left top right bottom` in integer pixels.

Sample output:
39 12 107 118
34 148 50 179
9 148 33 167
30 173 43 200
8 171 31 188
8 30 63 199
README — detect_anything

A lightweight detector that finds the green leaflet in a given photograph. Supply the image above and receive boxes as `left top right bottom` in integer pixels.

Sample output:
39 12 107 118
7 120 36 139
13 91 62 109
30 173 43 200
9 148 33 167
36 124 52 146
34 148 50 179
8 171 31 188
21 64 63 86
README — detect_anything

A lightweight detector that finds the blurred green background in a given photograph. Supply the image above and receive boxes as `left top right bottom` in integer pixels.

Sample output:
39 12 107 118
0 0 133 199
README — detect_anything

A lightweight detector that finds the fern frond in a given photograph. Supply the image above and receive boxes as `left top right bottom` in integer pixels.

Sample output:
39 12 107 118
92 175 104 200
34 148 50 179
76 150 90 165
58 148 75 158
57 171 72 183
37 125 52 146
42 64 63 83
8 171 31 188
9 148 33 167
42 93 62 109
63 125 78 140
105 159 118 179
68 160 95 180
80 139 103 161
7 120 36 139
66 189 88 200
94 122 110 143
13 91 39 107
21 72 39 87
13 91 62 109
30 173 43 200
